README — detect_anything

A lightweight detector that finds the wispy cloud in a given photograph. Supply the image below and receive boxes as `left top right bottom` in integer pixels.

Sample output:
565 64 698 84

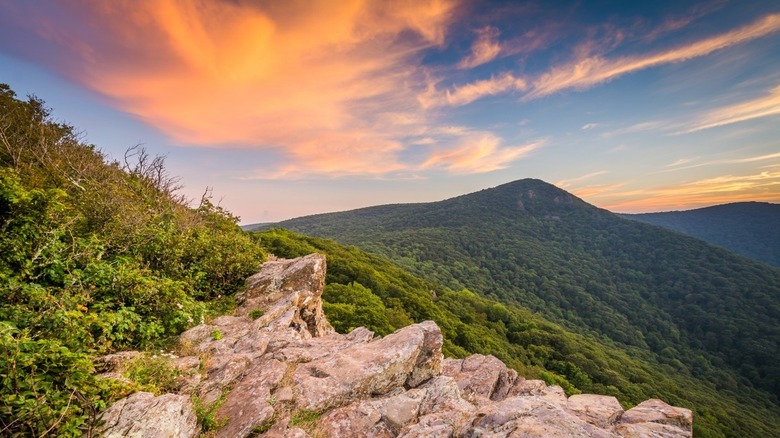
602 121 668 137
556 171 608 188
683 84 780 133
661 151 780 172
422 13 780 107
420 136 543 173
581 123 599 130
665 157 700 167
526 14 780 99
458 26 502 69
419 73 526 108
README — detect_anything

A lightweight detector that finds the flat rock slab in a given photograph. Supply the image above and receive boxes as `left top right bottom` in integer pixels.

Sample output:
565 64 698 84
293 321 443 412
97 391 198 438
567 394 624 428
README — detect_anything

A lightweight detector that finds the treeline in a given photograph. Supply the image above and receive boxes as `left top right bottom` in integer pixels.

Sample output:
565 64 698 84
0 84 265 436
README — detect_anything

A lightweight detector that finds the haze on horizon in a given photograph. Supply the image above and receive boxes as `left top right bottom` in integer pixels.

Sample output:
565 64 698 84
1 0 779 223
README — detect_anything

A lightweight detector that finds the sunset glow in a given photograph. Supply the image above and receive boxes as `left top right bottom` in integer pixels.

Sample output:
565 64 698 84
1 0 778 221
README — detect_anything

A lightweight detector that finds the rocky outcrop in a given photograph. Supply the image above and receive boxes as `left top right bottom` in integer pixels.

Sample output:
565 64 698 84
97 254 693 437
97 392 198 437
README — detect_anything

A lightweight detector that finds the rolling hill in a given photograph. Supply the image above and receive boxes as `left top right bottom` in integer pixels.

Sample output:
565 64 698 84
623 202 780 267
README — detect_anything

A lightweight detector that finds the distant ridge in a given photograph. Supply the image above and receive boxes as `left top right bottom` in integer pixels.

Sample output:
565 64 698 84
623 202 780 267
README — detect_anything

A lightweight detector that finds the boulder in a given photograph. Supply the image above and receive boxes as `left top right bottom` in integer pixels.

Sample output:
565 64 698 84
442 354 517 404
463 395 615 438
619 399 693 436
567 394 624 428
235 253 333 337
293 321 443 412
97 392 198 438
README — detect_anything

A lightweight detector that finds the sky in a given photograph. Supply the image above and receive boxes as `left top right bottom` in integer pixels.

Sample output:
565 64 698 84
1 0 779 223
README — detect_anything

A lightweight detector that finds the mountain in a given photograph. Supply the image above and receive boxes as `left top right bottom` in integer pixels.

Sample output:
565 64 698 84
268 178 780 435
622 202 780 267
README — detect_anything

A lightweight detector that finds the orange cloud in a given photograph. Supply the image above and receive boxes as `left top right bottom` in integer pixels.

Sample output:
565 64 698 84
420 135 543 173
6 0 461 176
684 84 780 133
458 26 502 69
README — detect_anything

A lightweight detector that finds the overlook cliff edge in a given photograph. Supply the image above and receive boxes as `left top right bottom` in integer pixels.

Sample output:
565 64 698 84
96 253 692 437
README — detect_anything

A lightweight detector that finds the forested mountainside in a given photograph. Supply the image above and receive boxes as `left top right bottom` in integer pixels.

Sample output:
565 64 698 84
273 180 780 429
256 228 778 437
623 202 780 267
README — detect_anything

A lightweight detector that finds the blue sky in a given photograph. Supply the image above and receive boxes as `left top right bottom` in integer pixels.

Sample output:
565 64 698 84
1 0 779 223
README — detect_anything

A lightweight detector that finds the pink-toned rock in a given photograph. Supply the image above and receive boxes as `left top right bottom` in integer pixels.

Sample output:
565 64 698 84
398 376 477 437
235 253 333 337
567 394 624 428
96 253 695 438
464 395 615 438
198 353 253 405
620 399 693 434
539 385 568 406
318 401 396 438
509 378 548 396
293 321 443 412
442 354 517 404
615 421 693 438
215 358 286 438
97 392 198 438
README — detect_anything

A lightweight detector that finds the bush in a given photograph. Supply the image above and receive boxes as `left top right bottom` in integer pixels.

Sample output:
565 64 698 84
0 83 266 435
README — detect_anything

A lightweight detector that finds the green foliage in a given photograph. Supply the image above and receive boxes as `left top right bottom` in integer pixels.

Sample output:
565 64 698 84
289 409 321 433
251 417 275 435
0 84 265 435
249 309 264 319
211 329 223 341
192 391 229 432
624 202 780 267
122 354 183 395
0 322 125 437
322 282 395 335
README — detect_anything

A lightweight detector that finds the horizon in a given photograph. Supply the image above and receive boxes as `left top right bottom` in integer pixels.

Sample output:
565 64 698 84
1 0 779 223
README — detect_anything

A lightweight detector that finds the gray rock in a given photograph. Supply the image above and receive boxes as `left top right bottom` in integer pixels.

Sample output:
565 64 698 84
215 358 287 438
97 392 198 438
236 253 333 337
567 394 624 428
464 395 616 438
620 399 693 435
293 321 443 412
442 354 517 404
95 253 694 438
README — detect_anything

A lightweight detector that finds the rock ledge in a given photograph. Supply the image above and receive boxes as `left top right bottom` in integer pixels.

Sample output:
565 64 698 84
97 254 693 438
